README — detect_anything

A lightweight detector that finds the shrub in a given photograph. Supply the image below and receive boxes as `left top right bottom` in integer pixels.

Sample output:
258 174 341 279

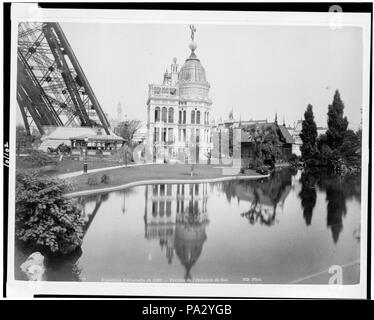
21 150 57 169
289 153 299 163
87 176 99 185
256 165 270 175
15 171 84 255
101 174 110 184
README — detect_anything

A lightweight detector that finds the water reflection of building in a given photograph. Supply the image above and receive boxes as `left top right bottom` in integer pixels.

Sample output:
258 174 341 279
144 182 209 280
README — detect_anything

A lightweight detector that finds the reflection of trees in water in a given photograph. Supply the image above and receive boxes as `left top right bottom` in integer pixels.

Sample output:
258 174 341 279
299 171 318 226
298 170 361 244
45 247 83 281
318 173 361 244
240 190 276 226
220 168 295 226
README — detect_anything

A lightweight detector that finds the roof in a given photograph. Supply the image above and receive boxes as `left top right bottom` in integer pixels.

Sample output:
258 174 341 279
240 122 294 144
69 134 124 141
278 125 294 144
240 122 277 143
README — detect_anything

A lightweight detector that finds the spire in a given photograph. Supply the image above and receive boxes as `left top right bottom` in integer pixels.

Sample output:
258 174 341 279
188 24 198 60
117 102 122 122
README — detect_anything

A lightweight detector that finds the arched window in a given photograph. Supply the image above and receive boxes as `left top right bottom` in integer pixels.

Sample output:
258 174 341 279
179 110 182 124
161 107 167 122
196 110 200 124
191 110 195 124
204 112 206 124
207 112 209 124
155 107 160 122
183 110 186 124
168 107 174 123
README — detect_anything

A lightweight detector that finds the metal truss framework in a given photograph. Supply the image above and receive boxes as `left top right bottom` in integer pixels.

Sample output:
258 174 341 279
17 22 110 135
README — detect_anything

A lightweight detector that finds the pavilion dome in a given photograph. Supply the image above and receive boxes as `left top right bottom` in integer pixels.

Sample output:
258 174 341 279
178 41 210 98
178 54 207 83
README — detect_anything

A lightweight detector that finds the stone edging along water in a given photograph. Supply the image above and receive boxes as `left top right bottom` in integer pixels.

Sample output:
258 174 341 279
64 173 270 198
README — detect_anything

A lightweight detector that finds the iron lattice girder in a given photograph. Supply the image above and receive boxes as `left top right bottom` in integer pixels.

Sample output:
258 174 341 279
17 22 110 134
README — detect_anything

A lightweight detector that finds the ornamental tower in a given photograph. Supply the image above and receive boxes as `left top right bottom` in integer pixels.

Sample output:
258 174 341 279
147 25 212 161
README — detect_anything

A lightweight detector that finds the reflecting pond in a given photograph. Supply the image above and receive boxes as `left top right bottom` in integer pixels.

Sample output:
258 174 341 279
16 168 362 284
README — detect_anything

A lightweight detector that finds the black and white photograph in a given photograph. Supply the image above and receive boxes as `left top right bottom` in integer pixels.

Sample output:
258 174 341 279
3 3 371 299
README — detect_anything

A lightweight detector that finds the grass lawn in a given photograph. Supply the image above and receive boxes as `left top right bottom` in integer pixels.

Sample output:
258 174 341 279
16 156 122 176
66 164 262 193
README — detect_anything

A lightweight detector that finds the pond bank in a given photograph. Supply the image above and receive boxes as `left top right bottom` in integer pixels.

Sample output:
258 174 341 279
64 164 268 197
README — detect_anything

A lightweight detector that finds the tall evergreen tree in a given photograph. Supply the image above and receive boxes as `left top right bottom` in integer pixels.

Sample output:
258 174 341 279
300 104 318 161
326 90 348 150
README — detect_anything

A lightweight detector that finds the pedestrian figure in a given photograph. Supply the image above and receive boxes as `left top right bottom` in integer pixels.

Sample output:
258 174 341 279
191 164 195 176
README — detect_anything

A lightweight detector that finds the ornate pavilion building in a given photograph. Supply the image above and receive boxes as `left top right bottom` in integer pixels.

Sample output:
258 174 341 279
146 26 212 161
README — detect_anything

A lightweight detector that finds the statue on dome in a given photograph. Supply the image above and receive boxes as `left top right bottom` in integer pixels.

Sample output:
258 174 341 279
189 24 196 41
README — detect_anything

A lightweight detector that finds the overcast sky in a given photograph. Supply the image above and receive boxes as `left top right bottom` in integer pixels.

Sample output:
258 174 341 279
17 22 363 129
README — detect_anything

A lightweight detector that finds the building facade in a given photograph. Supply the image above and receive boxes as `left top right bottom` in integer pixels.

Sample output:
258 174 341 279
146 28 212 162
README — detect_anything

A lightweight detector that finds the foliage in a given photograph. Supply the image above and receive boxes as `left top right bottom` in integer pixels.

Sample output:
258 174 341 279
87 176 99 185
256 166 270 175
326 90 349 150
261 128 281 161
115 144 133 164
339 129 361 168
243 125 281 169
101 174 110 184
20 150 57 169
16 126 42 153
301 90 361 173
16 125 34 152
114 119 142 145
228 110 234 121
288 153 299 163
300 104 318 162
15 171 84 255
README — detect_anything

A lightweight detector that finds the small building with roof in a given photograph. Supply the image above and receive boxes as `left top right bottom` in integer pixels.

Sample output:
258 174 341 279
69 127 124 155
240 121 294 169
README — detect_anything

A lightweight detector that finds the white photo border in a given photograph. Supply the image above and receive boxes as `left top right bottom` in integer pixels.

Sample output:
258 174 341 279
6 3 371 299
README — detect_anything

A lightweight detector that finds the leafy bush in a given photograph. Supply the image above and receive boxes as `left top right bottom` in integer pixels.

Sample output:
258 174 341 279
15 171 84 255
247 158 263 170
20 150 57 169
87 176 99 185
256 165 270 175
101 174 110 184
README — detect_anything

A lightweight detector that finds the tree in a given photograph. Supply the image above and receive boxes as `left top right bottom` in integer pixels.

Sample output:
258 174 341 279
228 110 234 121
16 125 34 153
114 120 142 145
300 104 318 163
15 171 84 255
116 144 133 165
339 129 361 168
326 90 349 150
